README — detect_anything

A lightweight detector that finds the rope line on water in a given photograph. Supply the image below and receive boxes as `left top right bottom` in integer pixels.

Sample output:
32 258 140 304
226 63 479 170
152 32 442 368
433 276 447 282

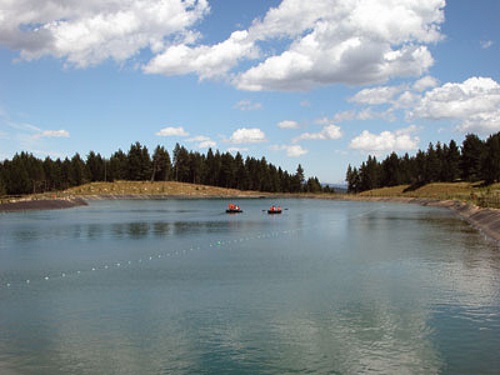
1 204 384 291
1 227 302 290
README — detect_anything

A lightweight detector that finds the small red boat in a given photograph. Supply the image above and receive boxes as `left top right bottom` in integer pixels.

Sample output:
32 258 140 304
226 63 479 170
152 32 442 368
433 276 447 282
267 205 282 214
226 203 243 213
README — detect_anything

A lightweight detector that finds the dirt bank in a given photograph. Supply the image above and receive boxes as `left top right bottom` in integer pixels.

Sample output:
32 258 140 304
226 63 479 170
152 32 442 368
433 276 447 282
449 203 500 242
0 198 88 212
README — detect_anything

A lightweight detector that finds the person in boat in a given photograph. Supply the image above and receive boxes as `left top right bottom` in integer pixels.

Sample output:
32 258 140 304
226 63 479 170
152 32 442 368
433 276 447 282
228 203 241 212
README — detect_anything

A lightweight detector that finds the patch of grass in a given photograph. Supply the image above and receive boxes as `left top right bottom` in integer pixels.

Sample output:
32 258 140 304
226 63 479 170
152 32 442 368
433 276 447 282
60 181 267 197
358 182 500 208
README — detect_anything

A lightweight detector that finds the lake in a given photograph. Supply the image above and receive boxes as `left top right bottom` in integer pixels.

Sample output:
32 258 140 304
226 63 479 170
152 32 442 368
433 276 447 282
1 198 499 374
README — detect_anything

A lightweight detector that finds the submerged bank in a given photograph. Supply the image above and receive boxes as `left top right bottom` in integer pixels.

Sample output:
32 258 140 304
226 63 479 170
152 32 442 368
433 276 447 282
0 197 88 212
339 196 500 243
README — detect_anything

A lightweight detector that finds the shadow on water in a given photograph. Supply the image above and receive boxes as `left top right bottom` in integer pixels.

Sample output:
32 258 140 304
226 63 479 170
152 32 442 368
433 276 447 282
0 199 499 375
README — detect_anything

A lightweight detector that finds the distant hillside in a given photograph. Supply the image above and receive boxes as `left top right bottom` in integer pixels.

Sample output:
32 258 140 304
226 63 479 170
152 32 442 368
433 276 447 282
62 181 270 198
323 183 348 194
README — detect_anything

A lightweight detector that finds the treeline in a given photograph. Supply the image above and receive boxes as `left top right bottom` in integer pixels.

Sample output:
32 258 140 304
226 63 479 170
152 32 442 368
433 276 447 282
0 142 327 196
346 132 500 193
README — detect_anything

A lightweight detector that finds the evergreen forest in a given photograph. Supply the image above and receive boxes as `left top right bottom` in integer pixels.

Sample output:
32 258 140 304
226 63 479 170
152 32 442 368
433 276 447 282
0 143 325 196
346 132 500 193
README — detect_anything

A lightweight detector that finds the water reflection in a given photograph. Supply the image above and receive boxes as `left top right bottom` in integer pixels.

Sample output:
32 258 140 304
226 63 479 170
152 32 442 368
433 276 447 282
0 200 499 374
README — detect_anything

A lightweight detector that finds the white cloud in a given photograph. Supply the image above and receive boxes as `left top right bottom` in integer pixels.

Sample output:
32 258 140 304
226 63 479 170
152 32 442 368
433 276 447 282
277 120 299 129
229 127 266 144
234 99 263 111
227 146 249 153
33 129 70 138
187 135 216 149
292 124 342 143
1 0 445 91
412 75 439 92
1 0 210 67
156 126 189 137
234 0 443 91
350 85 404 105
480 40 494 49
271 144 308 157
411 76 500 135
349 126 420 153
395 91 421 109
144 29 258 79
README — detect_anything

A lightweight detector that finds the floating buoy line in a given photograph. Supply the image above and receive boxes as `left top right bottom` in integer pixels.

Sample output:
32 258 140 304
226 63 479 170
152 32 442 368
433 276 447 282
1 227 302 291
1 204 387 291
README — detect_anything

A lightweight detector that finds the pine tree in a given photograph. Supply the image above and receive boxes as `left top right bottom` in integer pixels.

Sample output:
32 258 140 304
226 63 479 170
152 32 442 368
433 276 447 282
380 152 401 187
109 149 128 181
69 153 88 187
425 143 440 183
86 151 105 182
482 133 500 184
461 134 486 182
444 139 461 182
151 145 172 181
359 156 379 191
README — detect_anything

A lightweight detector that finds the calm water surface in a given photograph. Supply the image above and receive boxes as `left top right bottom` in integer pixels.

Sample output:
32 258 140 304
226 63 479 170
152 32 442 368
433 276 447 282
0 199 499 374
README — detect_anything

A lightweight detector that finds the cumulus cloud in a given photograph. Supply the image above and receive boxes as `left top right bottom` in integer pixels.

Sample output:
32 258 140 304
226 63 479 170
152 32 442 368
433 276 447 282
33 129 70 138
156 126 189 137
234 0 444 91
277 120 299 129
350 86 405 105
412 75 439 92
271 144 308 157
338 75 439 124
410 76 500 135
1 0 445 91
292 124 342 143
1 0 210 67
349 125 419 153
187 135 216 149
234 99 263 111
144 29 258 79
229 127 266 144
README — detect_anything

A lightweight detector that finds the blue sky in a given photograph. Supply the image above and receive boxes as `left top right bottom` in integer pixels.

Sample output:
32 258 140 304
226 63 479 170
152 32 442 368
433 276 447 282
0 0 498 184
